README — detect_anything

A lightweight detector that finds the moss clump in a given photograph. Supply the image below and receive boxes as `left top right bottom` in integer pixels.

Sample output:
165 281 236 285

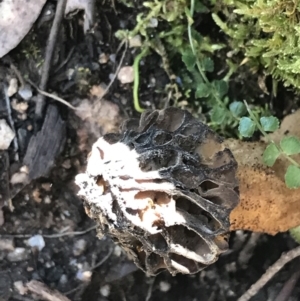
212 0 300 90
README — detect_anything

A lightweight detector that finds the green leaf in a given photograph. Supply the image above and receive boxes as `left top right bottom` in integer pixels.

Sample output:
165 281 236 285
238 117 256 137
185 7 194 25
202 57 214 72
194 0 209 13
260 116 279 132
289 225 300 244
210 107 228 125
229 101 247 117
213 80 228 98
285 165 300 189
263 143 280 167
191 29 203 43
195 83 211 98
182 51 196 71
280 136 300 156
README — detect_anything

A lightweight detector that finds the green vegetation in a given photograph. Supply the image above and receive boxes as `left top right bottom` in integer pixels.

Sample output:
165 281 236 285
212 0 300 92
116 0 266 135
290 225 300 244
116 0 300 189
239 101 300 189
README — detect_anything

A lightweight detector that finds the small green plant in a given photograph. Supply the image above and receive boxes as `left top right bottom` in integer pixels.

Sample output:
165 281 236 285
116 0 266 135
238 101 300 189
212 0 300 91
289 225 300 244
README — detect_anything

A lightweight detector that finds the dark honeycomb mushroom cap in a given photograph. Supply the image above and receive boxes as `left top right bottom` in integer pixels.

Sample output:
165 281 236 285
75 108 239 276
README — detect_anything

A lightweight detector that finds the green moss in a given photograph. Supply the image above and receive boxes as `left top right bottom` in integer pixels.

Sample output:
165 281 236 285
212 0 300 90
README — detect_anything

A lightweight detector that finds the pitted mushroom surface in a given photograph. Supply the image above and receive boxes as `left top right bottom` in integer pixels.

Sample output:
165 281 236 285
76 108 239 275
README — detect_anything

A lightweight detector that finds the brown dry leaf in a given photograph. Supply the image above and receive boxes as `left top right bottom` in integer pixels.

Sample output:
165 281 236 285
0 0 47 58
228 110 300 235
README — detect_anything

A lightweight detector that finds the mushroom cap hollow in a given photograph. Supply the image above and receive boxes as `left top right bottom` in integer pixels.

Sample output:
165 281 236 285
76 108 239 275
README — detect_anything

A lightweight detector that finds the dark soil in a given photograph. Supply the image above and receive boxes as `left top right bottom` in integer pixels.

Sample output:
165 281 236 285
0 1 300 301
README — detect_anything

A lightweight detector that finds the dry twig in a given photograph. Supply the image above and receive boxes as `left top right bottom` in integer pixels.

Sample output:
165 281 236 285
35 0 68 120
26 280 71 301
238 246 300 301
27 79 78 110
0 225 97 239
91 247 113 270
99 40 128 100
274 268 300 301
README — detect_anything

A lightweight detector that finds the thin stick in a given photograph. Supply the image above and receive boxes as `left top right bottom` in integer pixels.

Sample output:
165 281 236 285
237 246 300 301
91 247 113 269
65 248 113 296
99 40 128 101
35 0 68 119
274 269 300 301
27 79 78 110
145 277 155 301
54 46 75 74
0 225 97 239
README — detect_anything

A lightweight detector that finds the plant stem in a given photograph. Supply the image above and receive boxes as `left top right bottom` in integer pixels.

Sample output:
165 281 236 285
244 100 269 139
187 0 209 85
133 47 149 113
283 154 300 168
187 0 230 113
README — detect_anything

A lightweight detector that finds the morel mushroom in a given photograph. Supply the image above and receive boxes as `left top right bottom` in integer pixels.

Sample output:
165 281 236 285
75 108 239 275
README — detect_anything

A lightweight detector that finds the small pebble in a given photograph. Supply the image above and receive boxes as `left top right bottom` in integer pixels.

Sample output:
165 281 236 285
32 189 42 203
13 281 27 295
90 84 106 98
100 284 111 297
76 270 92 282
0 119 15 150
7 78 18 97
109 73 115 81
11 99 28 113
45 261 52 268
113 245 122 257
62 159 71 169
148 17 158 28
99 53 109 64
129 35 142 48
109 54 116 63
117 66 134 84
159 281 171 292
0 238 15 251
28 234 45 251
67 68 75 80
44 196 51 204
59 274 68 285
18 84 32 101
20 165 29 173
41 183 52 191
7 248 29 262
10 171 29 185
73 239 87 256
